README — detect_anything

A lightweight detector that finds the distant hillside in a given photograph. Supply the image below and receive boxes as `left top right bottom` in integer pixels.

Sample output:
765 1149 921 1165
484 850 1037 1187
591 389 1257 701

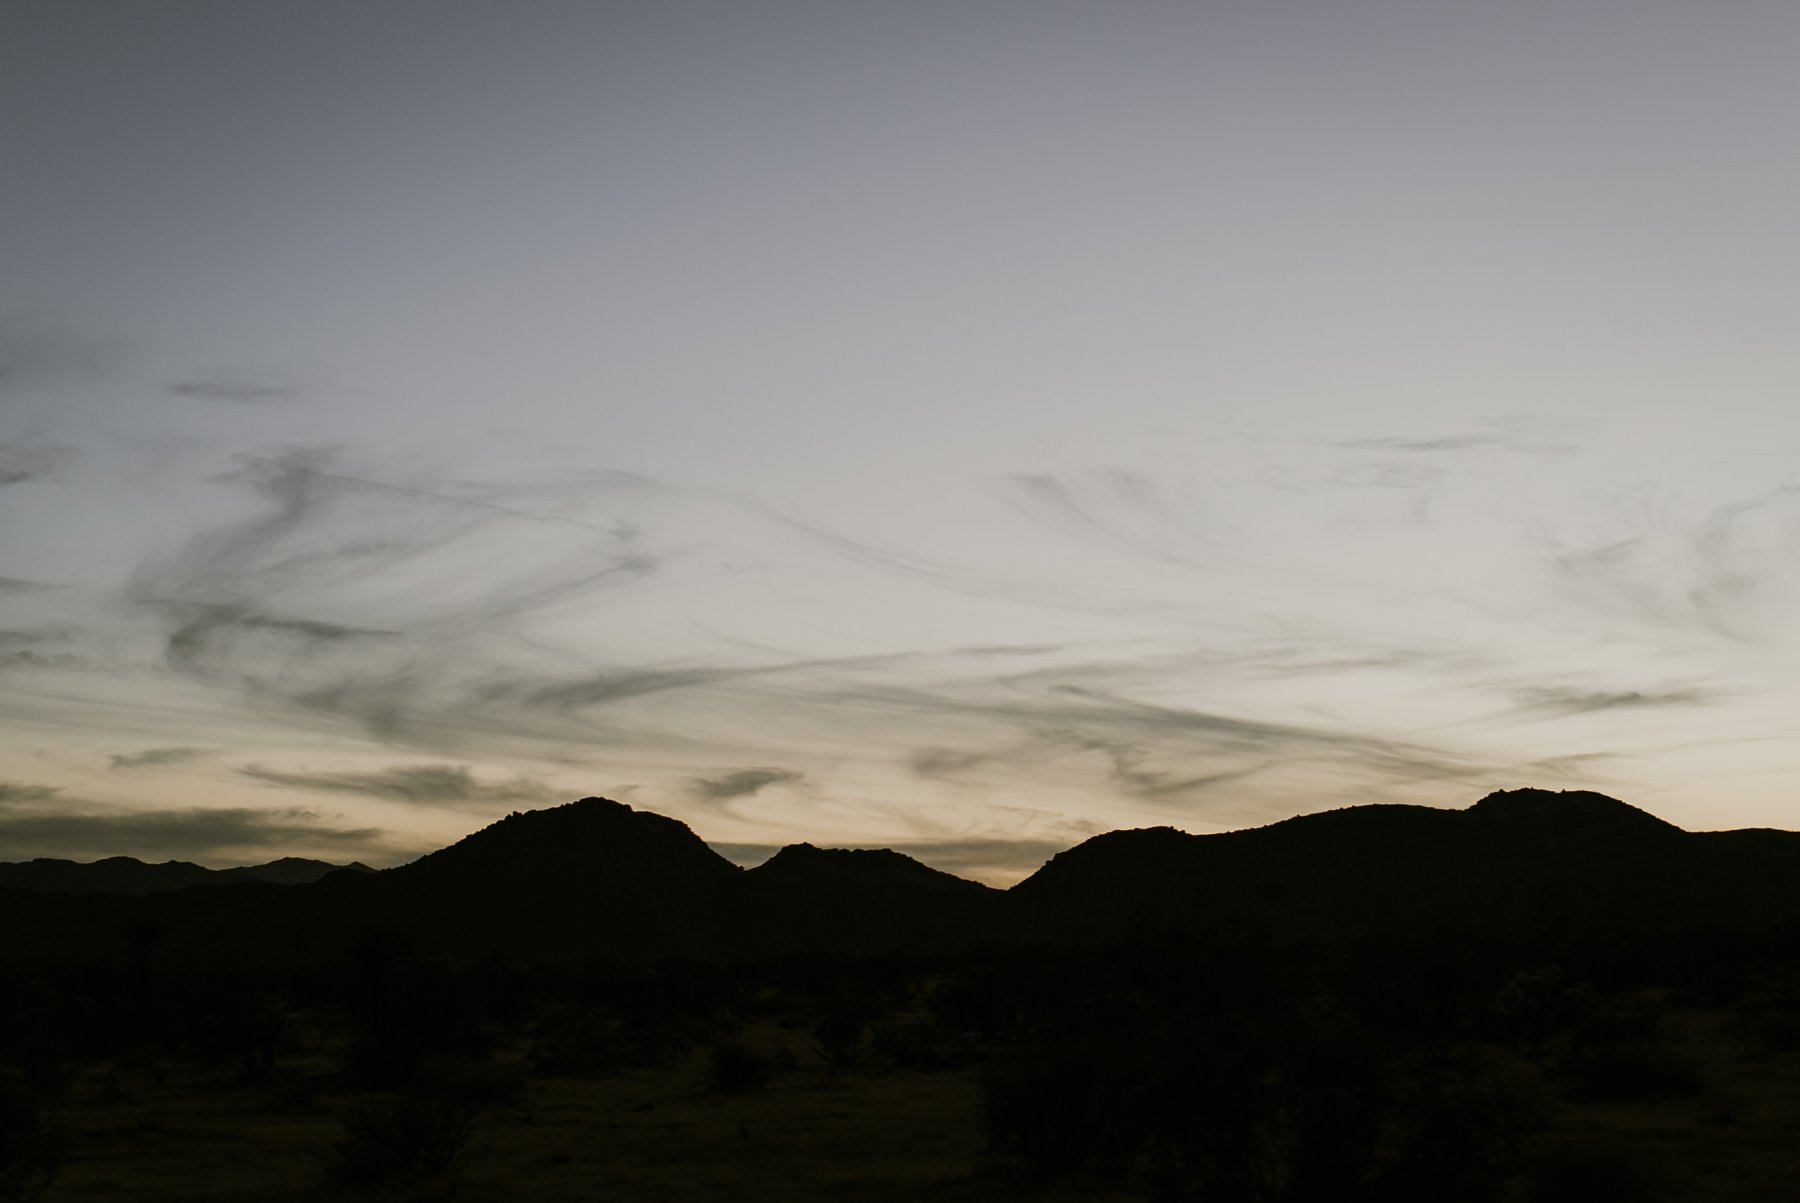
0 854 370 895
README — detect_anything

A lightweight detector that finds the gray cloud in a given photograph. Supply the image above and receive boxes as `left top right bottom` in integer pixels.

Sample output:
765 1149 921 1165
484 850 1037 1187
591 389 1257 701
0 649 86 672
840 672 1512 814
84 444 1561 830
1336 429 1577 456
0 439 75 486
518 651 912 714
1549 484 1800 643
1333 463 1442 489
1510 686 1712 716
690 767 805 801
124 450 668 745
0 629 87 674
163 604 400 676
0 321 114 395
0 781 64 804
0 776 388 862
993 469 1214 569
109 746 210 770
0 577 57 593
908 748 992 779
239 762 558 807
0 802 384 864
166 379 296 404
525 666 765 711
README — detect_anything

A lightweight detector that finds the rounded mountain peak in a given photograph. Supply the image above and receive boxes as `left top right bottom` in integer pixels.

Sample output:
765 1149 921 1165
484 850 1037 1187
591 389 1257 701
399 796 738 881
1467 788 1680 836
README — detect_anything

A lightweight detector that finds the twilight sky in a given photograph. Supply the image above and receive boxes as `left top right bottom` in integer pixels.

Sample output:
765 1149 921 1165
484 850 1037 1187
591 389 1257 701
5 1 1800 882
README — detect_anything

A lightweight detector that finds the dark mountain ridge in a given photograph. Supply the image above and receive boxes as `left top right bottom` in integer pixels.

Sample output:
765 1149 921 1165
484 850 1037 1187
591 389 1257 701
6 788 1800 967
0 854 371 895
1007 788 1782 944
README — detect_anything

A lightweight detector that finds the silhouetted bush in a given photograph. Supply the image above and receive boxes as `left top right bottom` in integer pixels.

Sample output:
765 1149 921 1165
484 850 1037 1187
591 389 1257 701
1491 967 1599 1058
527 1005 628 1077
810 989 878 1072
330 1092 478 1185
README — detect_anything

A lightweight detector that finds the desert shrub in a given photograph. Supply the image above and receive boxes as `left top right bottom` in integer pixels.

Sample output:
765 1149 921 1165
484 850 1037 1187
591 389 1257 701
810 990 878 1072
0 1077 65 1202
528 1005 628 1077
1491 968 1600 1058
330 1092 478 1185
707 1039 773 1095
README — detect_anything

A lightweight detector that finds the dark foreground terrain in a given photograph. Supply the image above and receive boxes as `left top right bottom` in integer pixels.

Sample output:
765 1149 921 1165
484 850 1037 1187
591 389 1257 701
6 788 1800 1200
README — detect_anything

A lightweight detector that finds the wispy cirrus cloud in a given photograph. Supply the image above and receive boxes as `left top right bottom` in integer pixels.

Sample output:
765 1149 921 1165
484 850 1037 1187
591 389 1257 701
0 320 115 396
1547 483 1800 644
1335 427 1577 456
0 781 64 804
1509 685 1713 717
0 780 387 864
0 438 75 486
166 379 296 404
690 767 806 801
239 762 557 807
109 746 210 770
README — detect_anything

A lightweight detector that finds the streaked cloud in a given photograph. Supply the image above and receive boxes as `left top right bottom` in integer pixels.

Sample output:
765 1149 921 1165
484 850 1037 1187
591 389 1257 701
0 804 384 863
0 439 75 486
1510 686 1713 716
166 379 296 404
239 762 557 807
0 781 64 804
109 746 210 770
690 767 806 801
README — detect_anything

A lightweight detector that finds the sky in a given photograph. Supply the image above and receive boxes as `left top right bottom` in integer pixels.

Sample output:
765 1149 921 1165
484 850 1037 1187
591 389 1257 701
5 1 1800 883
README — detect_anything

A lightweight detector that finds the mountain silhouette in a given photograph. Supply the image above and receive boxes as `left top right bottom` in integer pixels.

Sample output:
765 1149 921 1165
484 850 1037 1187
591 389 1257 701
741 843 999 954
6 788 1800 968
317 797 749 962
1006 787 1791 944
0 854 368 895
